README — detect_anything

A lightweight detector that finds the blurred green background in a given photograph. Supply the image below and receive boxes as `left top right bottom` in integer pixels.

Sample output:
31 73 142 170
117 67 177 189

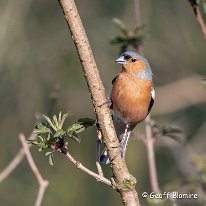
0 0 206 205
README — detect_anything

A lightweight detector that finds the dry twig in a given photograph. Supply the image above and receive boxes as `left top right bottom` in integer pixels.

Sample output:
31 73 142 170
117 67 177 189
188 0 206 39
0 133 36 183
144 115 160 193
0 148 27 183
65 151 111 186
19 134 49 206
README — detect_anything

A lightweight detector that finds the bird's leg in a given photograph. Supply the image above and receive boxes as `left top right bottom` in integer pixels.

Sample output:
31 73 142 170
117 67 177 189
96 130 104 175
120 124 129 157
121 131 131 158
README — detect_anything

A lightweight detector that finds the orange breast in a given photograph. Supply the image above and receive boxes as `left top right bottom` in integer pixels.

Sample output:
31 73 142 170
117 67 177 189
111 73 152 125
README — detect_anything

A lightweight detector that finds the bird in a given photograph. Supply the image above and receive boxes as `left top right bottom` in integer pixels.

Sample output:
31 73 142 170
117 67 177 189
100 51 155 164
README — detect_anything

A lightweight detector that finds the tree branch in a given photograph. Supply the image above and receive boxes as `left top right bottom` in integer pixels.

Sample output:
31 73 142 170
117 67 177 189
188 0 206 39
65 151 111 186
57 0 140 205
19 134 49 206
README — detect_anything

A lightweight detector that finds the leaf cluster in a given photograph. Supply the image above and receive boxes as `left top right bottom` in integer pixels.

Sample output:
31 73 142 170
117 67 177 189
110 18 145 53
28 112 95 165
197 0 206 13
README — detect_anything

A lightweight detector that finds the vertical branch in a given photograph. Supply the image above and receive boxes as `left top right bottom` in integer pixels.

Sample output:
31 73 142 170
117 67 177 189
133 0 142 28
188 0 206 39
144 115 160 193
133 0 160 193
57 0 140 205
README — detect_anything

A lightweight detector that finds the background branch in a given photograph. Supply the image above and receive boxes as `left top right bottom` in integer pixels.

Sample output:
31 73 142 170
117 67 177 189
19 134 49 206
0 147 27 183
0 133 36 183
58 0 140 205
144 117 160 193
188 0 206 39
133 0 160 193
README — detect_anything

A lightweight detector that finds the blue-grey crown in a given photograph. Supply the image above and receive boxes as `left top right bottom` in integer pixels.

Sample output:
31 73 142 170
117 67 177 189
120 51 152 80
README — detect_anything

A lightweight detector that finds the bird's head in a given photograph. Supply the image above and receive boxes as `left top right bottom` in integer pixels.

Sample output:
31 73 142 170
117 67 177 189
115 51 152 80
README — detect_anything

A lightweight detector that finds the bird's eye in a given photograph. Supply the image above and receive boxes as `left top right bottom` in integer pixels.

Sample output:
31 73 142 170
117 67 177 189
131 58 137 62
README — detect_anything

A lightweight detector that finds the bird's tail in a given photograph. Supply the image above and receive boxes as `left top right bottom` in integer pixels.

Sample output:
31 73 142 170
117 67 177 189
100 114 134 164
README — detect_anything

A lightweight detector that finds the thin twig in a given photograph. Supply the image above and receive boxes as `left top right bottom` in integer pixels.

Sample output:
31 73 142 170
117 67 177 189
65 151 111 186
19 134 49 206
0 147 27 183
0 133 36 183
133 0 141 28
58 0 140 205
188 0 206 39
144 115 160 193
133 0 160 193
96 130 104 177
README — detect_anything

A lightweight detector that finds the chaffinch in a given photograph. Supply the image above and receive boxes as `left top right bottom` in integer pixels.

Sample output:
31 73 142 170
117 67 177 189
100 51 155 164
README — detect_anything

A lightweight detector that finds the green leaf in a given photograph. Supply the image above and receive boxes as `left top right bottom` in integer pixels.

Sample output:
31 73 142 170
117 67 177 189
53 115 59 129
39 147 43 152
54 129 64 138
43 114 57 131
69 132 81 143
67 123 84 134
49 154 55 166
45 151 53 156
110 36 127 44
27 140 39 145
59 113 68 129
162 126 184 143
203 2 206 13
37 135 45 143
66 118 95 142
34 123 50 134
47 132 51 141
78 118 95 125
58 111 62 123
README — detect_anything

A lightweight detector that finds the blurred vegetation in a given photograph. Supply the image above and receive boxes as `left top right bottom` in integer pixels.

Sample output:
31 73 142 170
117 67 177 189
0 0 206 205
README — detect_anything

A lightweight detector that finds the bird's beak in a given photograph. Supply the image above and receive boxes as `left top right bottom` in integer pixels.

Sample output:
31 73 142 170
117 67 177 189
115 56 127 65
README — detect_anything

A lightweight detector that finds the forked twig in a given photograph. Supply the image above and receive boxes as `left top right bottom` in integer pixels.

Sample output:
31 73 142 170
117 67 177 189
19 134 49 206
